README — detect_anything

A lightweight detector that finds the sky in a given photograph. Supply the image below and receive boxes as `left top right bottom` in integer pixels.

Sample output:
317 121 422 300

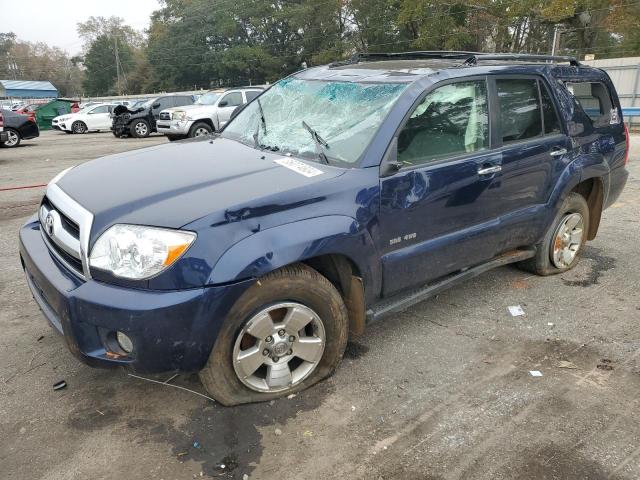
0 0 160 54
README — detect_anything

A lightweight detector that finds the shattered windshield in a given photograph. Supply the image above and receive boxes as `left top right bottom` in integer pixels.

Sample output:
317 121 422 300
196 92 221 105
222 78 407 165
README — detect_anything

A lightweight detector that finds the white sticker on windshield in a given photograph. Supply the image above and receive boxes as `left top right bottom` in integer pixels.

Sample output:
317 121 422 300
274 157 323 178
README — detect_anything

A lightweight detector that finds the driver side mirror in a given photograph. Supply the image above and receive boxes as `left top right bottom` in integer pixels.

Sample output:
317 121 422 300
152 102 161 109
219 100 228 107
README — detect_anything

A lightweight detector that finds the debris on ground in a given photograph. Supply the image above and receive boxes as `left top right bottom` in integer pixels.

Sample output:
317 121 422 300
547 322 555 327
274 428 282 436
556 360 578 369
193 441 201 449
53 380 67 390
508 305 525 317
529 370 543 377
243 475 249 480
597 358 614 370
303 430 313 437
36 335 44 342
287 394 296 399
351 405 356 411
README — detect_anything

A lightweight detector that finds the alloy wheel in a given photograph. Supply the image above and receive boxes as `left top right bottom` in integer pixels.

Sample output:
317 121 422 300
232 302 326 393
135 122 148 136
551 212 584 268
3 130 19 147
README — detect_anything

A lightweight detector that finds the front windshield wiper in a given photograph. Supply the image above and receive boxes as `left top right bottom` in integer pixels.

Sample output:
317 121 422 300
301 120 330 165
253 98 268 149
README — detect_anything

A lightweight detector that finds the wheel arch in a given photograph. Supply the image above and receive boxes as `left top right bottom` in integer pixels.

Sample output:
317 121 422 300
207 215 380 336
192 118 215 131
571 176 604 240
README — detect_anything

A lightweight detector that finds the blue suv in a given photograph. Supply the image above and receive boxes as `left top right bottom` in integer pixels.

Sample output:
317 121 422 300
19 52 629 405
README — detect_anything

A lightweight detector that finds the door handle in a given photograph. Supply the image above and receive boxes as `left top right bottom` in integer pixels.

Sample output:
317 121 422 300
550 147 568 157
477 165 502 175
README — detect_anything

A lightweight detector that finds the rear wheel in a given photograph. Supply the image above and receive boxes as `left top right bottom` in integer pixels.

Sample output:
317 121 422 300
188 121 213 138
130 119 150 138
1 128 20 147
72 121 87 134
199 264 348 406
518 192 589 275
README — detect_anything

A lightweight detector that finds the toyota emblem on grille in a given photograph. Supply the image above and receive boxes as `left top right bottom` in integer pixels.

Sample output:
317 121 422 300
45 213 55 236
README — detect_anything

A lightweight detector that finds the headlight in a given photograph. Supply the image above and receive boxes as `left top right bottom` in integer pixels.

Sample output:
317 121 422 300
172 111 188 121
89 224 196 280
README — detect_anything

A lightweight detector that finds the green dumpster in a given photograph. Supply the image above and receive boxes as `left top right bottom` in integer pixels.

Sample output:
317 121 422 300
34 99 77 130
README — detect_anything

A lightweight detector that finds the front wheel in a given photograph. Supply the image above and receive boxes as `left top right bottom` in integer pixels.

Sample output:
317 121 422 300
188 121 213 138
130 119 150 138
518 192 589 275
72 121 87 134
199 264 348 406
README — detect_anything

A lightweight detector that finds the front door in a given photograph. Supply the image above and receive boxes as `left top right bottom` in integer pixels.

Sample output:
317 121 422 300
378 78 505 296
85 105 112 130
217 92 244 128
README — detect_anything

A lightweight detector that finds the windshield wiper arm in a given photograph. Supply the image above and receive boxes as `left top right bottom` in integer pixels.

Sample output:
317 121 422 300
253 99 268 149
301 120 330 164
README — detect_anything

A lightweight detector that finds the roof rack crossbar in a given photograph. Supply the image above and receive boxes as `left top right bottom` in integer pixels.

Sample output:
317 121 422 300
463 53 580 67
336 51 581 68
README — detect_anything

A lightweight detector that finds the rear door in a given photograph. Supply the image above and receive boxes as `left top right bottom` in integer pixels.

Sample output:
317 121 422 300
488 76 571 249
217 91 244 128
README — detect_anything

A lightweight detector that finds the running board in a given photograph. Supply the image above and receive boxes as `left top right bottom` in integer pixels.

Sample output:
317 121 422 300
367 248 535 322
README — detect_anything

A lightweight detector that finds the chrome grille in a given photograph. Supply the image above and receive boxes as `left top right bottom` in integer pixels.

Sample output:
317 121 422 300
39 183 94 279
159 112 171 121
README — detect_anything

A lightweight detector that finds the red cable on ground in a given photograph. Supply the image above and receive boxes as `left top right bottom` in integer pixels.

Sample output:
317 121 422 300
0 183 47 192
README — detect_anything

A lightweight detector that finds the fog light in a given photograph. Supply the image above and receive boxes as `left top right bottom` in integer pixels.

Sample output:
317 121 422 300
116 331 134 353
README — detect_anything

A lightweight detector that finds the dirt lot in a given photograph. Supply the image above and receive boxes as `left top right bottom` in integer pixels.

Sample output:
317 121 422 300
1 130 639 480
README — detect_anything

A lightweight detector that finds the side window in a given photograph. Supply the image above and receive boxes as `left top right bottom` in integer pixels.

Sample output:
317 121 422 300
90 105 109 114
540 83 561 135
397 80 489 166
220 92 243 107
159 97 174 110
496 79 542 143
565 81 613 126
175 96 192 107
245 90 261 102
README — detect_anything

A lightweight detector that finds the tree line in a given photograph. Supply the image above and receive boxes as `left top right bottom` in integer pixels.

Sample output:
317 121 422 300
3 0 640 97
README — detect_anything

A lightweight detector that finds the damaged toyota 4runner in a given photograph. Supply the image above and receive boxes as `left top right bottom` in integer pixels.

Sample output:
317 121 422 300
20 52 629 405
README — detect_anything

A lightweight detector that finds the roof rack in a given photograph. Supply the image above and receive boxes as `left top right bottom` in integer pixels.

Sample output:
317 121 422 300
463 53 580 67
336 51 580 68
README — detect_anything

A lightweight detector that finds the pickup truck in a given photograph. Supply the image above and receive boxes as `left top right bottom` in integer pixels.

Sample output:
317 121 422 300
19 52 629 405
156 88 263 140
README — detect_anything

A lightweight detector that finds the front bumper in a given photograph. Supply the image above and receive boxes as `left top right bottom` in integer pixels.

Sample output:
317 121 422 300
157 119 193 135
19 218 254 373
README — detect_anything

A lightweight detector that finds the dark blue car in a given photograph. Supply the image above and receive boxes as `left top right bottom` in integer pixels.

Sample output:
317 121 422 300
19 52 629 405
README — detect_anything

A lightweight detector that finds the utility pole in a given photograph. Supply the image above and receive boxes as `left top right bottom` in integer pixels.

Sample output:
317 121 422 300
551 25 560 56
114 35 121 96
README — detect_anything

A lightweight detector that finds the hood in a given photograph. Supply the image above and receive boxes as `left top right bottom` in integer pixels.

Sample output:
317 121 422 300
161 104 214 116
56 136 344 237
113 104 145 116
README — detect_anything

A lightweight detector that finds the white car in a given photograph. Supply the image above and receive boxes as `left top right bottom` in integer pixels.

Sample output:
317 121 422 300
52 104 117 134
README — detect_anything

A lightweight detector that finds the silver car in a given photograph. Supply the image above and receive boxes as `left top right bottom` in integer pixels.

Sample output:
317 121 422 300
156 88 263 140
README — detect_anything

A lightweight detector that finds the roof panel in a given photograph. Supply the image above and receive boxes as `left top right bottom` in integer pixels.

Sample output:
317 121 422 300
0 80 58 91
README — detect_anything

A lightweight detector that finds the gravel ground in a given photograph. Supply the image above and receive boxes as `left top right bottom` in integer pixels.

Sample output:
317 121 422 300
0 130 639 480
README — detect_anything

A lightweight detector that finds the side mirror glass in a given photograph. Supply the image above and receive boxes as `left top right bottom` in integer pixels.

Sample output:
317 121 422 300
152 102 161 109
219 100 228 107
379 137 403 177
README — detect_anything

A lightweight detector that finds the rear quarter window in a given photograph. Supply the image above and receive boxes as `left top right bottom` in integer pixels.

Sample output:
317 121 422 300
565 81 615 127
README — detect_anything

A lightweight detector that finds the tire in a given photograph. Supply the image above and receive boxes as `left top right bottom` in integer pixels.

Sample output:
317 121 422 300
64 130 73 134
130 119 150 138
1 128 20 147
188 121 213 138
518 192 589 276
71 121 87 134
199 264 349 406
